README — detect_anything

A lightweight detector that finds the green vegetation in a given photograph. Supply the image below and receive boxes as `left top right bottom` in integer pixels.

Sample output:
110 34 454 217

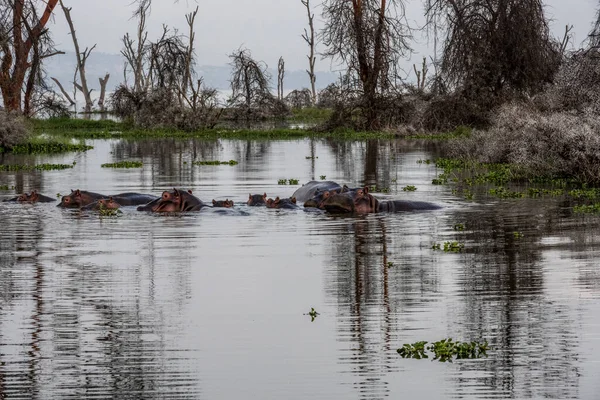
278 178 299 185
402 185 417 192
370 185 390 193
0 163 73 172
398 339 489 362
305 307 320 322
433 241 464 252
0 184 15 190
417 159 432 164
193 160 238 166
98 208 122 217
320 175 326 180
386 261 394 268
31 118 397 141
290 107 333 122
305 156 318 159
513 231 524 239
574 203 600 214
101 161 143 168
453 223 465 231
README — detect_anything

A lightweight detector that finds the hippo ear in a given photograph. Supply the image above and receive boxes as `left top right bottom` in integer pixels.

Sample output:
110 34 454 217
291 197 296 204
188 190 193 194
109 196 113 201
342 184 349 192
275 196 280 203
173 188 180 197
212 199 217 205
229 200 234 205
249 193 252 199
363 186 369 194
263 193 267 199
74 189 81 198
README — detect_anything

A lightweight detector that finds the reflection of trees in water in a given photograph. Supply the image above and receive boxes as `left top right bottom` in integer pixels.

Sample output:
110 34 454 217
324 216 441 399
0 152 48 195
323 139 435 187
448 201 580 398
0 212 200 398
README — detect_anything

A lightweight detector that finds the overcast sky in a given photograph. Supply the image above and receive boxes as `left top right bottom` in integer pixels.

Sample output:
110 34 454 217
49 0 599 73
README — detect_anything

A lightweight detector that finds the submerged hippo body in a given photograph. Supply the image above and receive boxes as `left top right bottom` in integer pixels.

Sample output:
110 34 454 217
4 190 55 203
322 187 441 214
266 197 299 209
59 190 157 208
137 188 207 212
292 181 342 203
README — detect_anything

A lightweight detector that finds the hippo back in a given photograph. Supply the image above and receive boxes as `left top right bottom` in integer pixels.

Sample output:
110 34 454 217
377 200 442 212
292 181 341 203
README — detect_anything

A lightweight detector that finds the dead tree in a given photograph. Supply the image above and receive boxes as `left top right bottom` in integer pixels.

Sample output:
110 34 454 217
412 57 427 91
0 0 61 112
121 0 150 91
59 0 96 113
98 73 110 112
181 6 198 105
425 0 560 98
321 0 412 128
228 47 272 109
51 77 75 106
277 56 284 100
301 0 317 105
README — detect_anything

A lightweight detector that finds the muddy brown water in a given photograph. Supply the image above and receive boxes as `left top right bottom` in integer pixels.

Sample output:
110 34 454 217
0 138 599 399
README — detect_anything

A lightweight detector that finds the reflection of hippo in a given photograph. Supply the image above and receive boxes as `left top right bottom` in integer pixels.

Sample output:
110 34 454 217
292 181 341 203
322 186 441 214
59 190 157 208
247 193 267 206
212 199 234 208
4 190 55 203
82 197 122 211
266 197 299 209
137 188 207 212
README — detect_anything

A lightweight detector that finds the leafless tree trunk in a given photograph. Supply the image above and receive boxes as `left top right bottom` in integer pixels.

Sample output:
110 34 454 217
51 77 75 106
181 6 198 105
121 0 150 91
277 56 284 100
413 57 427 91
0 0 60 112
59 0 96 113
301 0 317 105
98 73 110 112
321 0 412 128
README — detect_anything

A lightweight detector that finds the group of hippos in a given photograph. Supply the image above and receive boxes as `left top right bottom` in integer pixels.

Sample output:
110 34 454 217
1 180 442 214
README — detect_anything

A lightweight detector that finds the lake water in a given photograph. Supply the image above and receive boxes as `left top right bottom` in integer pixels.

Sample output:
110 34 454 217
0 138 599 399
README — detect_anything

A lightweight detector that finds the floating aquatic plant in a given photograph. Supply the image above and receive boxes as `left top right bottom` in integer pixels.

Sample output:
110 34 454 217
0 184 14 190
0 163 73 172
101 161 143 168
402 185 417 192
320 175 326 180
453 223 465 231
398 338 489 362
193 160 238 166
304 307 320 322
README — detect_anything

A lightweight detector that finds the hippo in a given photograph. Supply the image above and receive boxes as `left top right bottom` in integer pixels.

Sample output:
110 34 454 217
247 193 267 206
292 181 342 203
266 196 299 209
212 199 234 208
137 188 207 212
303 185 361 209
3 190 55 203
58 189 157 208
322 186 441 214
82 197 122 211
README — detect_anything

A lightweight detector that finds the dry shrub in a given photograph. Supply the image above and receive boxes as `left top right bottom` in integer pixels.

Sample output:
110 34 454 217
421 94 492 132
0 110 29 149
109 85 222 130
447 103 600 184
534 50 600 114
285 89 313 109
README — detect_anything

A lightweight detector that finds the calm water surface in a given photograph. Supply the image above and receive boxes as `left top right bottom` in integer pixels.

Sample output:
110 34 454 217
0 138 599 399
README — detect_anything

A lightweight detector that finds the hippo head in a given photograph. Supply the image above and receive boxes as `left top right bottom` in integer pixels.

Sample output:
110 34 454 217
247 193 267 206
212 199 234 208
321 191 356 213
303 188 341 209
98 197 121 210
16 192 30 202
353 187 378 214
59 189 81 208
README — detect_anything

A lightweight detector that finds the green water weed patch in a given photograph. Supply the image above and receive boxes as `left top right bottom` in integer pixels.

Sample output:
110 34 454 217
101 161 143 168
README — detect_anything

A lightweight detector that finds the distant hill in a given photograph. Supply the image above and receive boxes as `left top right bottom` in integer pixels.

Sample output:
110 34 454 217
45 51 339 94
